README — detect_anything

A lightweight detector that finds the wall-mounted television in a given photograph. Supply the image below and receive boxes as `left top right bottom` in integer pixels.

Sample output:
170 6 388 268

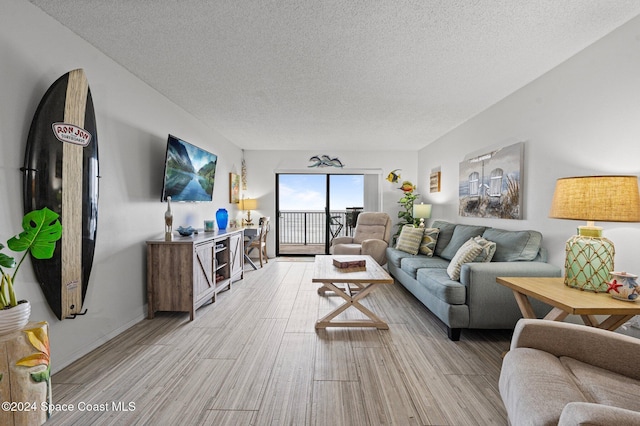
161 134 218 202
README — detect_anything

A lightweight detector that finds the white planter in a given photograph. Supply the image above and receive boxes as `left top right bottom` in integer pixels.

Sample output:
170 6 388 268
0 301 31 335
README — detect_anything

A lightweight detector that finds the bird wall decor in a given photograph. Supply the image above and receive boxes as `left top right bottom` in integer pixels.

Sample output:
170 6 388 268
308 155 344 168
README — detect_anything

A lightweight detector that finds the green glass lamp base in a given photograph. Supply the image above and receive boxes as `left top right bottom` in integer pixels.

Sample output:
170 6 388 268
564 234 615 292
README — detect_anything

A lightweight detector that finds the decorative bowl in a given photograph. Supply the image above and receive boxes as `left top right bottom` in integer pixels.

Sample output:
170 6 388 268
177 226 195 236
607 271 639 302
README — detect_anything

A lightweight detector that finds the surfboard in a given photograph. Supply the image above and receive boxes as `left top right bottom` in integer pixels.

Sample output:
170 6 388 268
22 69 99 320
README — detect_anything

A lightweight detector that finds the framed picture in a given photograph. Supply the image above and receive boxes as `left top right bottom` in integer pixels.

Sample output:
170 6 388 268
458 142 524 219
429 172 441 193
229 172 240 203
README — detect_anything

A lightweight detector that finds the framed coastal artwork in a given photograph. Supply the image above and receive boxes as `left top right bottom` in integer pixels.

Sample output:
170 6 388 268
229 172 240 203
458 142 524 219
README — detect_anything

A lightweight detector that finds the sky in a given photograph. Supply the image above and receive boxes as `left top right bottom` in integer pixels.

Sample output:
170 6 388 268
278 174 364 211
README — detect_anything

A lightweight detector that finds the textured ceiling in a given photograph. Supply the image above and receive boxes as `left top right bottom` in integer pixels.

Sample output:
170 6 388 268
28 0 640 151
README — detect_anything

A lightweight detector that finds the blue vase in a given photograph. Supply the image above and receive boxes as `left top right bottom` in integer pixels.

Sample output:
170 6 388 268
216 208 228 230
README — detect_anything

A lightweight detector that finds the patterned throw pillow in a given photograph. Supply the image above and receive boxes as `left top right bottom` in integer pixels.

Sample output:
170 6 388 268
447 238 483 280
395 225 424 255
419 228 440 257
473 236 497 262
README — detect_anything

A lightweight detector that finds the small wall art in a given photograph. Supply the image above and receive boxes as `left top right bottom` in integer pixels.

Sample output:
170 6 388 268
229 172 240 203
458 142 524 219
308 155 343 168
429 171 441 193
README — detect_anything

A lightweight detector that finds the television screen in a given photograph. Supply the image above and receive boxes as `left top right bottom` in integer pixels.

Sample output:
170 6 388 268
161 134 217 202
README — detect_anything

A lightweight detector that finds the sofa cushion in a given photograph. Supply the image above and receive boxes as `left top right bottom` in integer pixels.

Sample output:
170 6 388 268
500 348 588 426
473 236 497 262
395 225 424 255
417 268 467 305
447 238 483 280
419 227 439 256
440 224 487 260
561 356 640 412
431 220 457 257
482 228 542 262
400 256 450 278
386 247 416 268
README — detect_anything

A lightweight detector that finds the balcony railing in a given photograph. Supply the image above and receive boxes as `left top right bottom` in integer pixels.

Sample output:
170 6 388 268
279 210 352 245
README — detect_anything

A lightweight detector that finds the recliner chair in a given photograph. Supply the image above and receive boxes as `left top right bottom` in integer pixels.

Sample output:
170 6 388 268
329 212 392 265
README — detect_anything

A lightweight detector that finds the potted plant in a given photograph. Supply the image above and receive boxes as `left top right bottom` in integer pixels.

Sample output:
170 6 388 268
0 208 62 334
394 181 420 238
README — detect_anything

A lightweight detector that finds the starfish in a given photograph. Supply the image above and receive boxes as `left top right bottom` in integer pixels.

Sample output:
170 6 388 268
607 279 623 294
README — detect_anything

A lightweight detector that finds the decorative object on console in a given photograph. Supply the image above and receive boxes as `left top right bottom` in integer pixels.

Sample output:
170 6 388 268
429 171 441 193
216 208 229 230
204 219 215 232
607 271 639 301
459 141 523 219
308 155 343 168
164 196 173 241
549 175 640 292
412 202 432 228
239 198 258 227
177 226 195 236
229 172 240 203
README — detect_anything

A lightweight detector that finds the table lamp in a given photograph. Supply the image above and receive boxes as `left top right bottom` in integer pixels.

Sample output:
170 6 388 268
413 203 432 228
549 175 640 292
239 198 258 227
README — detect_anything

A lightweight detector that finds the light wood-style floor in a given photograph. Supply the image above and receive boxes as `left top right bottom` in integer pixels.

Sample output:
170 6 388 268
49 259 512 425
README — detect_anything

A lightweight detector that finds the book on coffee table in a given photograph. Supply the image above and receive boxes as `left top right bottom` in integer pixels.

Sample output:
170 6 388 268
333 257 366 269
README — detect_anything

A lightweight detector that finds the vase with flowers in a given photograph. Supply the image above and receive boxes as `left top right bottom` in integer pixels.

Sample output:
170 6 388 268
0 208 62 334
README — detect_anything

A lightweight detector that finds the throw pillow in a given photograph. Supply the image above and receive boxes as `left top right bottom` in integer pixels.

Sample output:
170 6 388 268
447 238 483 281
473 236 497 262
419 227 440 256
395 225 424 255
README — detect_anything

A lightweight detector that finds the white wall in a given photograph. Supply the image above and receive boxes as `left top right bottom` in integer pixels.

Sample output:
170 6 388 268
417 15 640 308
243 150 419 254
1 0 242 372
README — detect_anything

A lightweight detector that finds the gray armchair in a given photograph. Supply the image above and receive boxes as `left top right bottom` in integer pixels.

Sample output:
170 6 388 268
330 212 392 265
499 319 640 425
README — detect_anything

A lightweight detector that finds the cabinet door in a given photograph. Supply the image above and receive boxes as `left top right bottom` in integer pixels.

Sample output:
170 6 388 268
229 233 243 279
194 241 215 302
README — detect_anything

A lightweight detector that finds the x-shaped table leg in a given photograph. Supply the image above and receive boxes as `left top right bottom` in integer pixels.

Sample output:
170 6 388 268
316 281 388 329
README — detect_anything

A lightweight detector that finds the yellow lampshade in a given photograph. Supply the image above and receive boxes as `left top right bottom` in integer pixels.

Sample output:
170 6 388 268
239 198 258 211
549 175 640 223
549 175 640 292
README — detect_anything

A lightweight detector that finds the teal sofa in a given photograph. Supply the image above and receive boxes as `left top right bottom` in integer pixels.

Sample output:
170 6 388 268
386 220 562 340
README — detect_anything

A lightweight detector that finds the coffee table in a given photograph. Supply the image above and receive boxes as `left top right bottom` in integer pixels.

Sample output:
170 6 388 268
313 255 394 329
496 276 640 331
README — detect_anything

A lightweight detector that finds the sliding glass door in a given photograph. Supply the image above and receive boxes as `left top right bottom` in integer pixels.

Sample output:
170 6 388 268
276 174 364 256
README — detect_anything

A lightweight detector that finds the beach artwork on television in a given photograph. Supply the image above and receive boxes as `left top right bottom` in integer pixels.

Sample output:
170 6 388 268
163 136 217 202
458 142 523 219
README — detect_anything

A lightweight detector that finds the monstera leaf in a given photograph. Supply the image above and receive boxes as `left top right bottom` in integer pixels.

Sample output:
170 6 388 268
7 208 62 259
0 244 16 269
